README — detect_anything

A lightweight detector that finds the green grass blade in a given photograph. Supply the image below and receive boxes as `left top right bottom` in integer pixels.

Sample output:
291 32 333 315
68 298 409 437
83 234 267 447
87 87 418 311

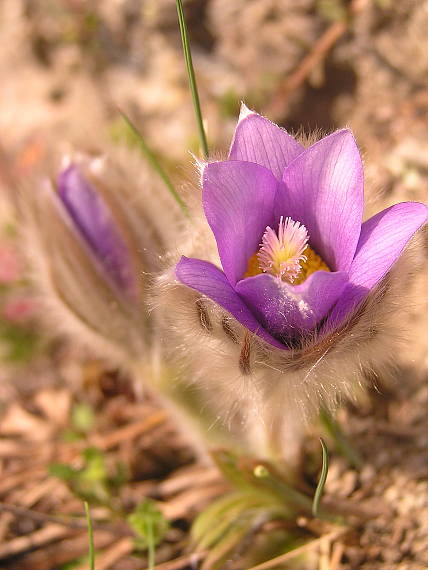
312 438 329 517
146 519 155 569
84 501 95 570
176 0 209 159
119 111 189 217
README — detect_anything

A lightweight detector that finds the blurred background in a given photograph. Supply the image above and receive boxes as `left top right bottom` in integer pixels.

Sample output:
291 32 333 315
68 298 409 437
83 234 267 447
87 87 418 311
0 1 427 568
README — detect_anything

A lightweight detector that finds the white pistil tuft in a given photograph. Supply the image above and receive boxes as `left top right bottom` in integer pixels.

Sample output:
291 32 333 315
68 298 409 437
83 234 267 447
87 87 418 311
258 216 309 282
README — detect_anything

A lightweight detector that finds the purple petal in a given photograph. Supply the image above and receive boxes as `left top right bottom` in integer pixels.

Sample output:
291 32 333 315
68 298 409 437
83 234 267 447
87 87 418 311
327 201 428 327
280 130 364 272
203 160 278 285
235 270 348 341
176 256 285 349
229 105 304 180
58 165 136 297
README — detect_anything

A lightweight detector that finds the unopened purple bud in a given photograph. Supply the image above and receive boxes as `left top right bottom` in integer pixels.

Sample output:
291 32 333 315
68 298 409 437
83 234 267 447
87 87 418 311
58 165 137 299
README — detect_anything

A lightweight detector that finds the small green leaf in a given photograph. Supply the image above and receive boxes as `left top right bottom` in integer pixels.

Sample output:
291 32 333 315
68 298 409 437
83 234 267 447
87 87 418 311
202 522 249 570
49 463 77 480
0 322 39 363
50 446 127 506
61 429 84 443
80 447 108 484
211 449 253 490
317 0 347 21
128 499 169 568
72 402 95 433
312 438 329 517
193 493 251 549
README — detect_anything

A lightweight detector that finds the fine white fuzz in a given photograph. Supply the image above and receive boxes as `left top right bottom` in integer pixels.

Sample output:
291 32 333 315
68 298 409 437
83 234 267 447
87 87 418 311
156 207 421 463
20 145 184 368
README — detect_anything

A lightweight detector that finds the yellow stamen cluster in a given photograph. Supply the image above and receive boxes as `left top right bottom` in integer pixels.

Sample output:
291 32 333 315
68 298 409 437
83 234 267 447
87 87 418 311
245 252 263 279
293 246 330 284
245 245 330 283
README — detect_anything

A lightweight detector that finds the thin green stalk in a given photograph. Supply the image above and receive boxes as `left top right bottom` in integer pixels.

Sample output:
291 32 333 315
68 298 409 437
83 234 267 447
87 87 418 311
312 438 329 517
120 111 189 217
84 501 95 570
176 0 209 159
146 519 155 569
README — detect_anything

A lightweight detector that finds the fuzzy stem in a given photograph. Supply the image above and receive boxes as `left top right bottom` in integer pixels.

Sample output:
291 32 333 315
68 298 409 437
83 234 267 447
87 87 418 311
255 410 306 477
132 360 240 462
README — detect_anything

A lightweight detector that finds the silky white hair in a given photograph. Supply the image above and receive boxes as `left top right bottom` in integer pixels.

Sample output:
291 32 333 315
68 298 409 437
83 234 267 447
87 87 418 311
20 145 184 368
156 204 421 462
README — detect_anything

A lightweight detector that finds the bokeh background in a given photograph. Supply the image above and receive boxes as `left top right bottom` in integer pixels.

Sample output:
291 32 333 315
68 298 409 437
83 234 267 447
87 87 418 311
0 1 427 568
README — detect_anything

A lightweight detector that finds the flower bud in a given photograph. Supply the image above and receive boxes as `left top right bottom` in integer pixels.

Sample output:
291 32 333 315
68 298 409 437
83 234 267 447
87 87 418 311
23 148 182 365
57 164 138 301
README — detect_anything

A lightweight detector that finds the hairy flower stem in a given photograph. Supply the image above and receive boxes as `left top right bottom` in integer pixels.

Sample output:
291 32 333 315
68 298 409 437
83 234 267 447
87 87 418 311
132 360 239 462
247 407 307 477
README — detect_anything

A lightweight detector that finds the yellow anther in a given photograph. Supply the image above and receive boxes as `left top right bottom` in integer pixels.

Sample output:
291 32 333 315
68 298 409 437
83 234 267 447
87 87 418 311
244 252 262 278
293 246 330 284
244 245 330 283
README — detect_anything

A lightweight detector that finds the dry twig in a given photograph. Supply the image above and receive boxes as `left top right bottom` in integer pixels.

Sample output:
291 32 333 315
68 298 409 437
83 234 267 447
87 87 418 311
247 528 348 570
0 502 130 534
264 0 369 120
0 524 74 560
90 411 167 450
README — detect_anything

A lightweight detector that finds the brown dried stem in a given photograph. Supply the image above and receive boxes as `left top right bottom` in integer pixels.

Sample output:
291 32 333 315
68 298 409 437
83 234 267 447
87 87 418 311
263 0 369 120
0 502 130 534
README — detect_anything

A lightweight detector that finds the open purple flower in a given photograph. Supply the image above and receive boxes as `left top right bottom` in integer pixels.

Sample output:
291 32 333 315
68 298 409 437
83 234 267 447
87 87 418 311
176 106 428 349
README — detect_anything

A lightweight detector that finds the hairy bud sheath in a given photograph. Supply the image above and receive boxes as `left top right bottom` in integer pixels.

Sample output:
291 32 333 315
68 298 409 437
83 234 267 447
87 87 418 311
22 147 182 366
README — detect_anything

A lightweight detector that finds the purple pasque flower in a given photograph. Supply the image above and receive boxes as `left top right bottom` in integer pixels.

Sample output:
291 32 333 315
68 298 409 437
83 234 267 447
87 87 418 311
57 164 138 300
176 105 428 349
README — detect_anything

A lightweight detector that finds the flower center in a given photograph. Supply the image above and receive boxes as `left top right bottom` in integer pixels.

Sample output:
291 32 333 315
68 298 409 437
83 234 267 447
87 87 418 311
245 216 330 284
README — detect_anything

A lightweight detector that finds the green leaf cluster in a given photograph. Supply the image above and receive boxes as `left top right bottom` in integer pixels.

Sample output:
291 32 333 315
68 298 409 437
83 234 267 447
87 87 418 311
128 500 169 569
50 446 127 505
192 451 319 569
